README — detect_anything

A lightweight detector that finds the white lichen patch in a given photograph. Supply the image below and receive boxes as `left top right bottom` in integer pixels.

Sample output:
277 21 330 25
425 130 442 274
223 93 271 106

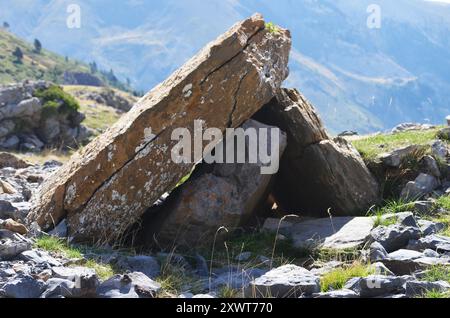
182 83 193 98
65 183 77 205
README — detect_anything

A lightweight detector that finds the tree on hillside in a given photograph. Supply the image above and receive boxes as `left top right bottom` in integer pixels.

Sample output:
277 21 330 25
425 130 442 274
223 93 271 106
89 61 98 74
12 47 23 63
2 22 9 29
107 69 118 83
126 77 131 87
33 39 42 53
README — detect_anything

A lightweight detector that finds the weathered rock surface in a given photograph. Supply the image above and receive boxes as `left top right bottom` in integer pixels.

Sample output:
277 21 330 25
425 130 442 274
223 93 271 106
401 173 440 201
245 265 320 298
344 275 410 298
254 88 379 216
379 145 422 168
405 280 450 298
0 153 31 169
97 272 161 298
27 14 292 244
144 119 287 246
266 216 374 250
0 230 32 260
370 224 421 253
1 274 46 298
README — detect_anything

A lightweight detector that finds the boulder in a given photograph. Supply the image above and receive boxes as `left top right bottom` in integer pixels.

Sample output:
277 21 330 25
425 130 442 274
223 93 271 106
405 280 450 298
145 119 287 246
254 88 379 216
27 14 292 244
382 249 449 275
431 140 448 160
0 200 18 219
418 220 445 237
97 272 161 298
1 274 46 298
19 250 62 267
344 275 409 298
413 235 450 253
0 229 32 260
369 242 389 263
0 152 32 169
420 155 441 178
0 219 28 235
116 255 160 279
379 145 422 168
400 174 440 201
245 265 320 298
370 224 421 253
274 216 374 250
437 127 450 141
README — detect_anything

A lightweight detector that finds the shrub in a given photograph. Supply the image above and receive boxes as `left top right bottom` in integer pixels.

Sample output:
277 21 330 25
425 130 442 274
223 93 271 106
33 85 80 118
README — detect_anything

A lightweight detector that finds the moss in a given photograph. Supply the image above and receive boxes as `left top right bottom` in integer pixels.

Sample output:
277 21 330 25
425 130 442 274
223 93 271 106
265 22 280 34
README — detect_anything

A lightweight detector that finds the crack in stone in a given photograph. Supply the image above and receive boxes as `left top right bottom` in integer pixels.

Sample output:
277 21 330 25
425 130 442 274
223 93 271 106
200 27 264 85
228 71 250 128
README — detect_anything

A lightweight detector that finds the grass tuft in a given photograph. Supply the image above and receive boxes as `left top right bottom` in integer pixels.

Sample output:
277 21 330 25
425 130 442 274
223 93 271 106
421 265 450 283
34 236 82 259
320 262 375 292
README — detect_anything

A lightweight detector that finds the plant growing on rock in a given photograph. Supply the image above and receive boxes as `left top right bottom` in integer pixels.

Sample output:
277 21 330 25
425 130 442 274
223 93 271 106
33 84 80 118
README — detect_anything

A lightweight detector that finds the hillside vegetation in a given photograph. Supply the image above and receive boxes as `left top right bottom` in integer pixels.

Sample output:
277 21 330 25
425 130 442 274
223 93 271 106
0 28 132 92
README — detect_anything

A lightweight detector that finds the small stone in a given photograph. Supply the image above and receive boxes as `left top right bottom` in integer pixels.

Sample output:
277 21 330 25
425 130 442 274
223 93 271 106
400 174 439 202
245 265 320 298
1 219 28 235
370 225 421 253
0 200 18 220
116 255 160 279
97 272 161 298
0 229 32 260
369 242 388 263
19 250 62 267
48 219 68 238
418 220 445 237
312 289 359 298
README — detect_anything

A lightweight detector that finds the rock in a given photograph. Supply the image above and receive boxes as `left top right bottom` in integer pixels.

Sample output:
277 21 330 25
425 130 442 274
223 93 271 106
418 220 445 237
192 294 216 299
235 252 252 262
0 229 32 260
245 265 320 298
116 255 160 279
369 242 389 263
423 249 440 258
420 155 441 178
379 145 421 168
0 120 15 138
1 274 46 298
405 280 450 298
438 127 450 141
392 123 435 133
414 201 435 215
431 140 448 160
52 266 96 280
312 289 359 298
28 14 292 244
0 219 28 235
40 278 77 298
0 135 19 150
21 134 44 152
97 272 161 298
211 267 266 290
382 249 449 275
284 217 375 250
0 200 18 220
414 235 450 253
395 212 419 228
148 120 287 246
345 275 408 298
401 173 439 202
254 88 379 216
370 225 421 253
0 152 31 169
371 262 395 276
19 250 62 267
51 266 99 297
0 179 17 195
310 261 343 276
48 219 68 238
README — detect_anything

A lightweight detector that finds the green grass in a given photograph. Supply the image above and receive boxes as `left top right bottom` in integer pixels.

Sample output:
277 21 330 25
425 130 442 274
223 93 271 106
373 213 398 228
419 290 450 299
155 261 203 298
368 199 414 227
436 196 450 211
320 262 375 292
265 22 280 34
34 236 82 259
352 128 443 163
421 265 450 283
83 259 115 281
218 286 240 298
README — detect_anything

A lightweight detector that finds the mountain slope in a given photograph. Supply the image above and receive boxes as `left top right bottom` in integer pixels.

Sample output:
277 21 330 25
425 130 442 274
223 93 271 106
1 0 450 133
0 28 133 92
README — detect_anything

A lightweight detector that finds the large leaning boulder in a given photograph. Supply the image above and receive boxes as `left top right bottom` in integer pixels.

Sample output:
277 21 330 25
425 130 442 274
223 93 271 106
138 119 287 247
254 88 379 216
27 14 291 244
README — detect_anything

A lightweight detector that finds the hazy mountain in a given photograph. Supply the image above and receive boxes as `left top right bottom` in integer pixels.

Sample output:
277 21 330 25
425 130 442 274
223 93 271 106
1 0 449 133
